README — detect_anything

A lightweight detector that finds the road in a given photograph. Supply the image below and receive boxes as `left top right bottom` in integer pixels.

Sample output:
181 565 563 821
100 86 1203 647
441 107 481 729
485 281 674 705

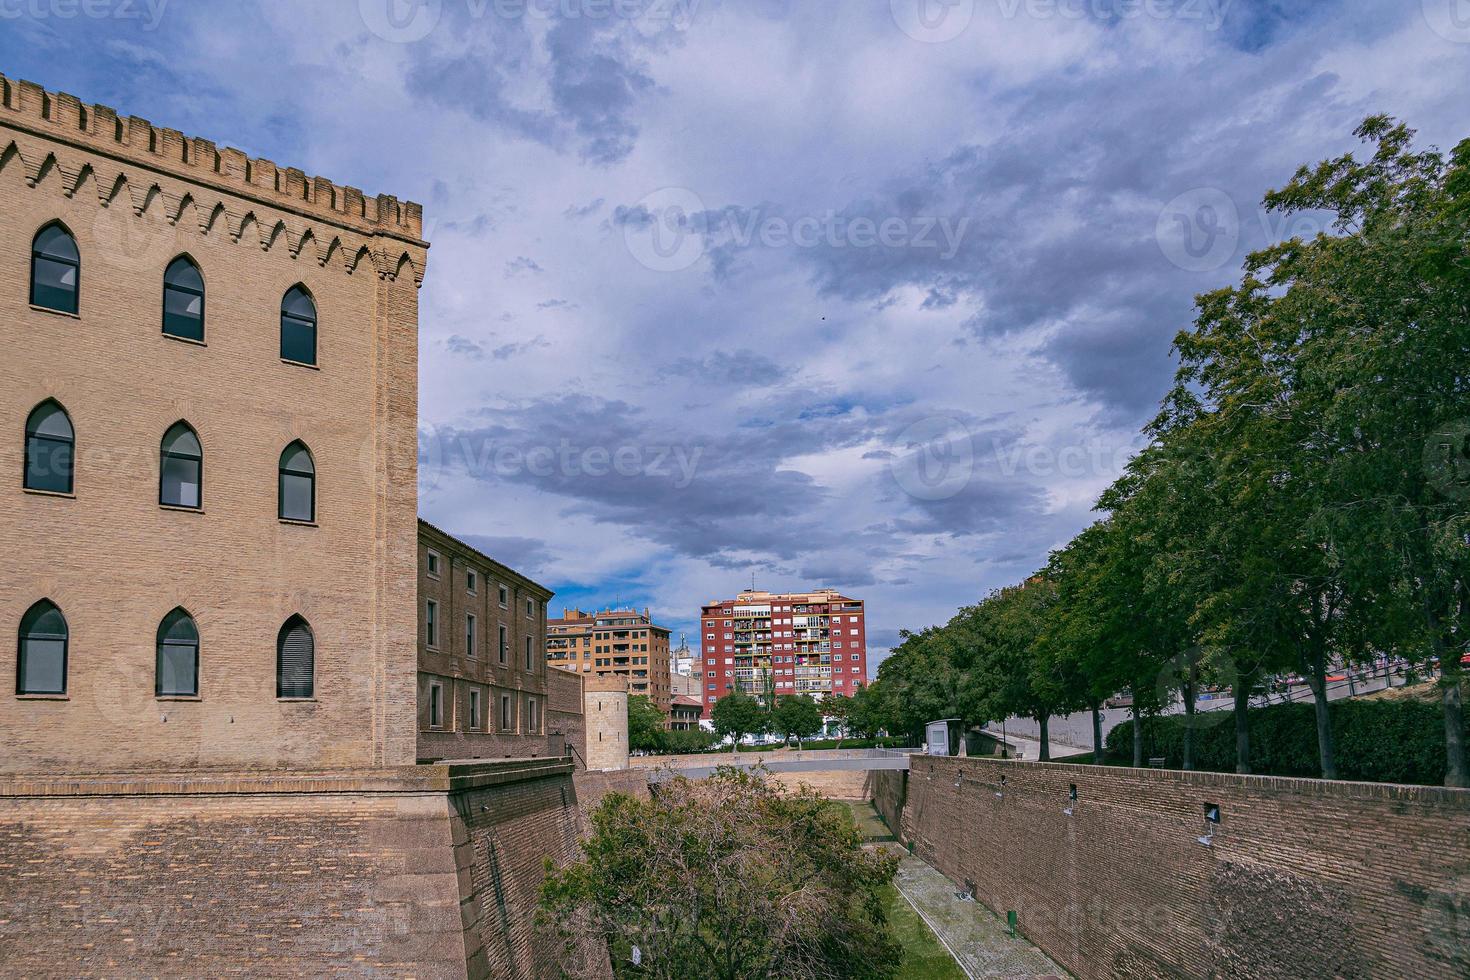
998 666 1421 752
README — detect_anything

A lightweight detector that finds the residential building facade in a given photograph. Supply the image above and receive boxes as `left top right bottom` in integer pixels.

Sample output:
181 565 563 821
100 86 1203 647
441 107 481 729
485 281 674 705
416 520 558 762
546 607 672 714
698 589 868 713
669 695 703 731
0 73 426 773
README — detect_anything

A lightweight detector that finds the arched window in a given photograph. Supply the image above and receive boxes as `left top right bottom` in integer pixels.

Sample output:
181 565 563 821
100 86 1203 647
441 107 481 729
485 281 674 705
31 223 80 315
17 599 68 695
280 286 317 365
156 608 199 697
276 615 314 699
24 400 75 495
162 256 205 341
278 441 315 522
159 422 202 509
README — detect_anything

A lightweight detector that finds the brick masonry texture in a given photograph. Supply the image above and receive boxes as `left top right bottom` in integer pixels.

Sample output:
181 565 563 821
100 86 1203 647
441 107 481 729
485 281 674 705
416 521 558 764
871 768 906 832
0 760 618 979
0 74 425 772
900 756 1470 979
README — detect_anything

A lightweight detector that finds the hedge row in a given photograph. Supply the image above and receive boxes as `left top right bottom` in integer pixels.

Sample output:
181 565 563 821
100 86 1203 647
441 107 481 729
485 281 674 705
641 735 914 756
1101 698 1460 785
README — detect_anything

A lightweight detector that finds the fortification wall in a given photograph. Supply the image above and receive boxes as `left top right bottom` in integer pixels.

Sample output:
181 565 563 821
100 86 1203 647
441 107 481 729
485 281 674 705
0 72 424 245
869 768 906 832
901 756 1470 979
0 760 609 979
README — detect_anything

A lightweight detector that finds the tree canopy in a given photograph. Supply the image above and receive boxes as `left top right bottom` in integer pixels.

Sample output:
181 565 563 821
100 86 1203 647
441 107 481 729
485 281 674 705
863 118 1469 785
540 767 901 979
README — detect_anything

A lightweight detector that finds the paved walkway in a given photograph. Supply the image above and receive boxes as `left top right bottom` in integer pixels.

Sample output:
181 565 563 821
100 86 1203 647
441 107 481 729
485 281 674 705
886 845 1068 980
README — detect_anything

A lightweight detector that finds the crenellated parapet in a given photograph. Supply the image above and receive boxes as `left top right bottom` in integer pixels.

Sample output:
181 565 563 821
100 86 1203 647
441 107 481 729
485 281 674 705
0 71 427 285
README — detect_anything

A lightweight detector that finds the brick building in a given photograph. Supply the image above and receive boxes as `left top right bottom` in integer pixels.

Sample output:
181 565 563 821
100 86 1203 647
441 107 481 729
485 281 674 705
416 520 560 762
699 589 868 713
0 72 426 773
547 607 672 715
669 695 704 730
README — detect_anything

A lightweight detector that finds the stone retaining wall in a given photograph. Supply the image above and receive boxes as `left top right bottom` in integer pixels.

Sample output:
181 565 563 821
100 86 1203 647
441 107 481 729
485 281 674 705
901 756 1470 979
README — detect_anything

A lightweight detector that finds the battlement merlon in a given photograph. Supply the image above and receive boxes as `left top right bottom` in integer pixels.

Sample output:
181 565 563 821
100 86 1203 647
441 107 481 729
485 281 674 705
0 73 426 247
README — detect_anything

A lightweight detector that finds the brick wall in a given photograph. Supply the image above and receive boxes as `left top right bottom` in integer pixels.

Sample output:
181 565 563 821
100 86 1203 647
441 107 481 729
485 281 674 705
902 757 1470 979
547 667 586 766
416 522 555 764
0 761 615 979
767 769 871 799
0 75 425 772
870 768 906 832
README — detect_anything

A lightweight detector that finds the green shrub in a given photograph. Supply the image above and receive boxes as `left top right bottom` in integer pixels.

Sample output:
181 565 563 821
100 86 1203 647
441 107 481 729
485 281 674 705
1103 698 1461 785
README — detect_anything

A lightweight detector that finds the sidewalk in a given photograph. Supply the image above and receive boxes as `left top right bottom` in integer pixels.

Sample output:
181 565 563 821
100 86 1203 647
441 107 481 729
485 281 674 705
980 730 1091 763
887 845 1068 979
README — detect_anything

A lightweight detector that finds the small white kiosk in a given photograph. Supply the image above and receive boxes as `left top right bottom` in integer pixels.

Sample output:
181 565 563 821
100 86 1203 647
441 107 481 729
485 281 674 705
925 718 959 756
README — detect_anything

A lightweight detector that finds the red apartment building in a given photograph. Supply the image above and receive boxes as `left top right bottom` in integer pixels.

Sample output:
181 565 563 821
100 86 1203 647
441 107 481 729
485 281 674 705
698 589 868 713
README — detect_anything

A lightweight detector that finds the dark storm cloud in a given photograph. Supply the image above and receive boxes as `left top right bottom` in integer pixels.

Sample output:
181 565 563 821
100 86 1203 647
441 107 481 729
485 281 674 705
404 2 686 165
461 535 554 577
665 350 794 388
430 392 1052 571
33 0 1452 650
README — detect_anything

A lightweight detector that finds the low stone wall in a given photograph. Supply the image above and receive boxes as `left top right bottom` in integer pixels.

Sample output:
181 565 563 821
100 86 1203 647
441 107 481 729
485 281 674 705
767 769 871 799
869 768 907 832
901 756 1470 979
573 767 650 810
0 760 608 979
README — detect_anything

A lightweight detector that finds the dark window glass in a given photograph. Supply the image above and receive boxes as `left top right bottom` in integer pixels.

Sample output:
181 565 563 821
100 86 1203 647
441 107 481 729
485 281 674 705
278 441 315 522
276 616 314 698
162 256 205 341
24 401 74 494
156 608 199 697
280 286 317 365
30 224 79 315
160 422 202 509
17 599 68 695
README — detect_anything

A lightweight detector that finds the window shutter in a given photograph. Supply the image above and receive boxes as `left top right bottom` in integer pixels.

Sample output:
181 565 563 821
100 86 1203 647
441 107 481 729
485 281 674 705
278 621 314 698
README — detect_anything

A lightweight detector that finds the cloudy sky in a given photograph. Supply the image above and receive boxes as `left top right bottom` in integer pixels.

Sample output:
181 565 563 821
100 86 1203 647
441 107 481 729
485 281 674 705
6 0 1467 669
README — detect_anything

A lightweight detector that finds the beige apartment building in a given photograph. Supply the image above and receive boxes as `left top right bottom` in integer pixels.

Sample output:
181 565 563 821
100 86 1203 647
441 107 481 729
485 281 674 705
415 520 564 762
547 607 672 714
0 74 426 773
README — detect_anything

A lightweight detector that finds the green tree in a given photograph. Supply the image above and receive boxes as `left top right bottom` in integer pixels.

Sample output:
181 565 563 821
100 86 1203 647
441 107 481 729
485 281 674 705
539 767 901 980
1151 118 1470 782
1243 117 1469 785
710 689 769 750
818 693 853 744
1043 520 1152 767
626 695 667 753
772 694 823 749
845 683 888 740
